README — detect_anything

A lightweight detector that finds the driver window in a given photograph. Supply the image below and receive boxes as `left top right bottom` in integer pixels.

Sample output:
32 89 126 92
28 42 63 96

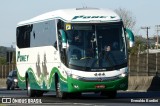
57 20 68 65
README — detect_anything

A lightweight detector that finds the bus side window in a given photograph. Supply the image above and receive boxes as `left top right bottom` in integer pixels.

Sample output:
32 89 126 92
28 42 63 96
16 25 32 48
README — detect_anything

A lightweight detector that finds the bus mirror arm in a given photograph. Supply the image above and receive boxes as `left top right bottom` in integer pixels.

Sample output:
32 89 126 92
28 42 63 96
125 28 135 47
59 29 67 49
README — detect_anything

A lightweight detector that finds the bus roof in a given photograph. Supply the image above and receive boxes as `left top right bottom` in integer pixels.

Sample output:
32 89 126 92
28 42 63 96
17 8 121 26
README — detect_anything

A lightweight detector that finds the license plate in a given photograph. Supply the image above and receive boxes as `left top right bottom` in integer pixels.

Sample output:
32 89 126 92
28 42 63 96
95 85 105 88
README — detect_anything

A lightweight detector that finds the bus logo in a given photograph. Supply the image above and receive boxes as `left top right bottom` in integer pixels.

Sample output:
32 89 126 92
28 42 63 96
94 73 105 76
72 15 108 20
17 51 29 62
2 98 11 103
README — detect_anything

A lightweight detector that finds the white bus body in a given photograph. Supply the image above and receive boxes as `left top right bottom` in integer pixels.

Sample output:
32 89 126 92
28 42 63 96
16 8 134 98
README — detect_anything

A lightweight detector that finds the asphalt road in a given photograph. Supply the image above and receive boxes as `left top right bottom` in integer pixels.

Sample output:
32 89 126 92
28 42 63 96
0 88 160 106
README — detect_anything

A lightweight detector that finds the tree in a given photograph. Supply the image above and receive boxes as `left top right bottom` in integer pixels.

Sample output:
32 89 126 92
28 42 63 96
128 36 147 55
0 57 6 65
115 8 136 31
115 8 140 55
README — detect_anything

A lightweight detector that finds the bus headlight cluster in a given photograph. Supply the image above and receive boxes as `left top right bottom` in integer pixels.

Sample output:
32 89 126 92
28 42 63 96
119 72 128 78
66 73 81 80
118 68 128 78
65 70 71 76
65 70 81 79
71 74 81 79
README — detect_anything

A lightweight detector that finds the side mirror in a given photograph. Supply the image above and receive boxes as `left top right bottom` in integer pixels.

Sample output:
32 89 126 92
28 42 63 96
59 29 67 48
126 28 134 47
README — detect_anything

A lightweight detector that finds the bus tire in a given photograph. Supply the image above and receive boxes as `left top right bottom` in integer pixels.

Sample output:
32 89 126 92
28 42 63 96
101 90 117 99
7 85 10 90
11 86 15 90
69 92 81 98
27 78 35 97
56 78 67 99
35 90 44 97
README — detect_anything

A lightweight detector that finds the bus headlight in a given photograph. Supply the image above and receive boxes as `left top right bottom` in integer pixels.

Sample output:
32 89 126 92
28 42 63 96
65 70 80 79
119 72 128 78
71 74 81 79
66 73 81 80
65 70 71 76
65 70 82 80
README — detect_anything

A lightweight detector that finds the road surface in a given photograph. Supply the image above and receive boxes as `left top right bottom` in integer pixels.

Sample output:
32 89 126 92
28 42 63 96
0 88 159 106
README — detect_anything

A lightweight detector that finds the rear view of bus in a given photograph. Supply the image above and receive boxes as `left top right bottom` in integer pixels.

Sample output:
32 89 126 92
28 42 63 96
16 8 134 99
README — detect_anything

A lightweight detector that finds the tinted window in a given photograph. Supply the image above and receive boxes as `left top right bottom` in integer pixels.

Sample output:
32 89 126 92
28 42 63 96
16 25 32 48
30 20 56 47
8 71 13 77
16 20 57 48
12 71 17 77
8 71 17 77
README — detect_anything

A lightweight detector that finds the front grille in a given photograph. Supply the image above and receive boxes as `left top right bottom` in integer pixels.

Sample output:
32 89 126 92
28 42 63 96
79 76 120 82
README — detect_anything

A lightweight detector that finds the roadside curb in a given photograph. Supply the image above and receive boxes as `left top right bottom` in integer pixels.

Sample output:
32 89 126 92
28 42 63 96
0 87 6 89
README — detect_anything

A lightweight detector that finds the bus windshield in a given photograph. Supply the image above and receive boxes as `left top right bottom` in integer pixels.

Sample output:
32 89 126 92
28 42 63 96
64 22 127 71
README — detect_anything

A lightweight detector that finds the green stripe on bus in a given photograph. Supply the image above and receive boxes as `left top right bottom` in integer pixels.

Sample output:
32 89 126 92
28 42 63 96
17 67 67 90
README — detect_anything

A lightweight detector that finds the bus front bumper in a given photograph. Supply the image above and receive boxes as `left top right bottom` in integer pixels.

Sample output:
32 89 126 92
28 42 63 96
65 76 128 93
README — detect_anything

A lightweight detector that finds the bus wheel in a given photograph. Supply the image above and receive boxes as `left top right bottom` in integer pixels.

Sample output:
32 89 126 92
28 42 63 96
7 84 10 90
69 92 81 98
101 91 117 99
56 79 67 99
27 78 35 97
35 90 44 97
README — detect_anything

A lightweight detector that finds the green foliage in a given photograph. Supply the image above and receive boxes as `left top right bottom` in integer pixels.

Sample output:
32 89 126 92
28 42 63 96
128 36 147 55
0 46 16 65
0 57 6 65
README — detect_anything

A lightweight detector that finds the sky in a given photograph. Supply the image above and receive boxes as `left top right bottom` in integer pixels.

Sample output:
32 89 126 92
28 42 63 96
0 0 160 47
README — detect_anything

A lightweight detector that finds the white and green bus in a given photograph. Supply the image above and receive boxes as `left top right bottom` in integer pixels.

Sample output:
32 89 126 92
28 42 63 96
16 8 134 98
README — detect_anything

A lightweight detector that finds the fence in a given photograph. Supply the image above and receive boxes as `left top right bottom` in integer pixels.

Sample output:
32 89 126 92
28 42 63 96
129 53 160 76
0 64 16 78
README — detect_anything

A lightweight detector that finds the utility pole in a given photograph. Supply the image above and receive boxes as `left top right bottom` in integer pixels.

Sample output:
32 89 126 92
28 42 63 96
141 26 150 53
155 25 160 75
141 26 150 76
155 25 160 49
